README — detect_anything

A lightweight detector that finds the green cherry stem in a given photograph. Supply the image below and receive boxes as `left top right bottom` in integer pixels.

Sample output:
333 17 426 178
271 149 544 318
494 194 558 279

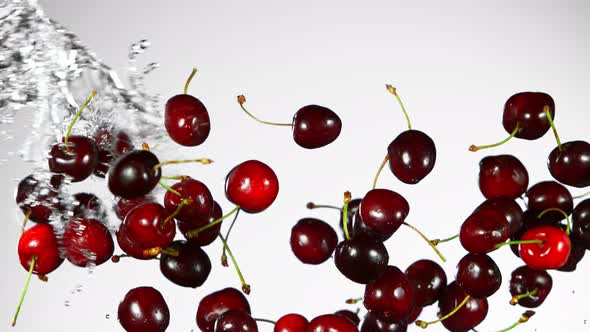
21 209 32 234
469 122 520 152
386 84 412 130
345 297 363 304
403 222 447 263
221 208 241 267
12 256 36 327
64 90 96 145
183 68 198 95
159 181 182 197
431 234 459 246
153 158 213 171
496 311 536 332
495 239 543 249
538 207 571 235
160 175 189 181
544 106 562 151
219 233 251 294
237 95 292 127
186 205 241 239
372 154 389 190
510 288 538 305
163 197 193 225
416 295 470 329
342 191 352 241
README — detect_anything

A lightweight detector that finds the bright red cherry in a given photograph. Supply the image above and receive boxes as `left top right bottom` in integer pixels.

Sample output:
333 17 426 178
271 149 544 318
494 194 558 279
363 265 415 321
178 201 223 247
519 226 571 270
275 313 309 332
196 288 251 332
435 282 488 332
526 181 573 223
456 253 502 298
163 177 213 221
359 189 408 236
16 174 62 224
572 199 590 249
108 150 162 199
360 312 407 332
165 68 211 146
548 140 590 188
63 218 114 267
214 310 258 332
290 218 338 265
118 286 170 332
48 135 99 182
460 207 509 254
334 236 389 284
159 240 211 288
404 259 447 307
225 160 279 213
123 202 176 249
18 224 63 275
509 265 552 308
387 130 436 184
502 92 555 140
478 155 528 200
306 314 359 332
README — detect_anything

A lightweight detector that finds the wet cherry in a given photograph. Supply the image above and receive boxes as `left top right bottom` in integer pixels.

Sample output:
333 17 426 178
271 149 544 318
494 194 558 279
519 226 571 270
290 218 338 265
48 135 99 182
123 202 176 249
196 287 251 332
118 286 170 332
159 240 211 288
225 160 279 213
460 207 509 254
404 259 447 307
363 265 415 321
108 150 162 198
456 253 502 298
334 235 389 284
17 223 63 275
526 181 573 223
63 217 114 267
502 92 555 140
478 155 528 200
274 313 309 332
306 314 359 332
72 192 105 219
15 174 61 224
214 310 258 332
509 265 552 308
93 128 133 177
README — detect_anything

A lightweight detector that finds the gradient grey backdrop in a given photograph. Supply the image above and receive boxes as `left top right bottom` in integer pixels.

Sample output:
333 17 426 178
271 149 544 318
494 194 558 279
2 0 589 331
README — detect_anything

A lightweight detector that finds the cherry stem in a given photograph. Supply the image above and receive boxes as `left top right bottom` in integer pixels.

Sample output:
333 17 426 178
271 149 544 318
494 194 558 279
218 233 251 294
21 209 32 234
346 297 363 304
372 154 389 190
221 209 241 267
306 202 341 211
186 205 241 238
496 311 535 332
544 106 562 151
163 197 192 225
342 191 352 240
142 143 150 151
538 207 571 235
160 175 189 181
111 254 130 263
253 318 276 325
416 295 470 329
12 256 36 327
431 234 459 246
143 247 179 258
386 85 412 130
403 222 447 263
64 90 96 145
183 68 198 95
237 95 292 127
495 239 543 248
510 288 538 305
573 191 590 200
153 158 213 171
159 181 182 197
469 122 520 152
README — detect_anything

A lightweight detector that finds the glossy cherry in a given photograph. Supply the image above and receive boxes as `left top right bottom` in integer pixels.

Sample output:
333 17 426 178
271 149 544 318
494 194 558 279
478 155 528 200
18 224 63 275
572 199 590 249
290 218 338 264
123 202 176 249
456 253 502 298
474 198 523 237
526 181 573 223
114 195 154 221
15 174 61 224
63 218 114 267
334 310 360 327
163 177 213 221
359 189 408 236
159 240 211 288
214 310 258 332
460 207 509 254
225 160 279 213
48 135 98 182
364 265 415 321
509 265 552 308
115 223 153 260
519 226 571 270
178 201 223 247
118 286 170 332
502 92 555 140
306 314 359 332
196 288 251 332
334 236 389 284
548 140 590 187
108 150 162 199
360 313 407 332
404 259 447 307
436 282 488 332
275 314 309 332
387 130 436 184
72 192 105 219
353 210 394 242
292 105 342 149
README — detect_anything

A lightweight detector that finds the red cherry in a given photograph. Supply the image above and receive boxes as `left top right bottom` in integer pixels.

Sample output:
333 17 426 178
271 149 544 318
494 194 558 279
225 160 279 213
387 130 436 184
165 94 211 147
435 282 488 332
363 266 415 321
360 312 407 332
178 201 223 247
93 129 133 178
306 314 359 332
275 313 309 332
48 135 99 182
460 207 509 254
474 198 524 237
63 218 114 267
196 287 251 332
292 105 342 149
72 192 106 219
548 140 590 188
478 155 529 200
404 259 447 307
456 253 502 298
519 226 571 270
214 310 258 332
526 181 573 224
359 189 408 236
159 240 211 288
18 224 63 275
108 150 162 199
115 223 152 260
117 286 170 332
15 174 62 224
502 92 555 140
334 310 360 327
123 202 176 249
509 265 553 308
163 178 213 221
290 218 338 265
113 195 154 221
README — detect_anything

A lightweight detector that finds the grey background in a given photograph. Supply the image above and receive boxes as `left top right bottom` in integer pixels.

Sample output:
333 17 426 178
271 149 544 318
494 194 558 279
1 0 589 331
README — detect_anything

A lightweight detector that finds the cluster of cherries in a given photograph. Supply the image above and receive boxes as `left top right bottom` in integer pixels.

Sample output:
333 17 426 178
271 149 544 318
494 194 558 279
11 67 590 332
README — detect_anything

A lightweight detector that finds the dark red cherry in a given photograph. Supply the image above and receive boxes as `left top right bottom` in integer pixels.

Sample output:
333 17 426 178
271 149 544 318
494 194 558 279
360 312 407 332
178 201 223 247
196 287 251 332
526 181 573 223
359 189 408 236
548 140 590 188
456 253 502 298
502 92 555 140
474 198 523 237
460 207 509 254
118 286 170 332
387 129 436 184
509 265 552 308
63 218 114 267
334 236 389 284
404 259 447 307
557 241 585 272
478 155 528 200
407 306 421 324
437 282 488 332
159 240 211 288
163 178 213 221
306 314 359 332
116 223 152 260
291 105 342 149
48 135 99 182
364 265 415 321
214 310 258 332
334 310 360 327
519 226 571 270
572 199 590 249
16 175 61 224
123 202 175 249
290 218 338 265
114 195 154 221
339 198 361 237
225 160 279 213
108 150 161 199
165 94 211 146
18 224 63 275
352 210 394 242
72 192 105 219
275 314 309 332
94 129 133 177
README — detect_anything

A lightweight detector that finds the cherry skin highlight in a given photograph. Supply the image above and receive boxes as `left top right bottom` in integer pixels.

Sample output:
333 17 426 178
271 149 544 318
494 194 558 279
387 129 436 184
460 207 509 254
502 92 555 140
225 160 279 213
456 253 502 298
359 189 409 236
509 265 552 308
353 210 394 242
108 150 162 199
274 313 309 332
404 259 447 307
526 180 573 223
548 140 590 188
437 282 488 332
63 218 114 267
306 314 359 332
519 226 571 270
290 218 338 265
292 105 342 149
214 310 258 332
334 235 389 284
163 177 213 221
48 135 99 182
18 224 63 275
196 287 251 332
363 265 415 321
123 202 176 249
159 240 211 288
165 94 211 146
117 286 170 332
478 155 529 200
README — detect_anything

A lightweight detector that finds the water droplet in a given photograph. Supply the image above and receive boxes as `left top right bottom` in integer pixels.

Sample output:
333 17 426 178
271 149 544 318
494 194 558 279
64 300 70 307
105 314 110 319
